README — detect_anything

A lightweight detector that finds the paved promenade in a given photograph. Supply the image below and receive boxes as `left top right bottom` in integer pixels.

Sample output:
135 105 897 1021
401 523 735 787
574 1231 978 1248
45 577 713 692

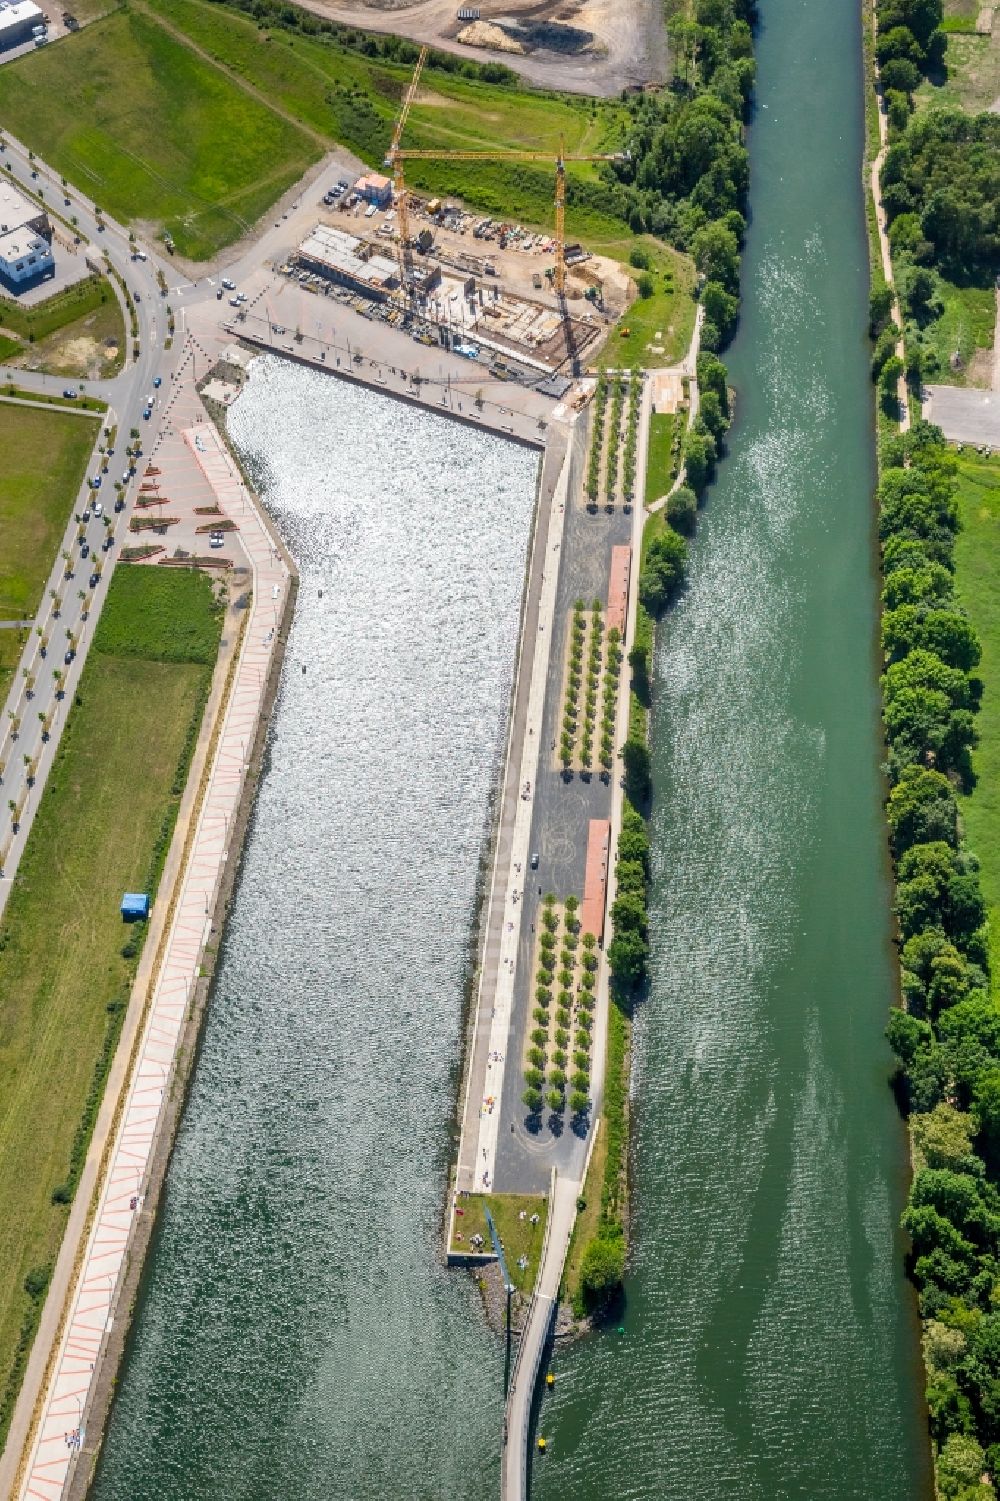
12 365 289 1501
457 419 578 1193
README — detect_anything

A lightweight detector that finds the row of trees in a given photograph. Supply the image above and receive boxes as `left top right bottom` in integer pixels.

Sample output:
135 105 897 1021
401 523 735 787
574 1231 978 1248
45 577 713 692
878 423 1000 1496
586 375 609 506
523 897 595 1118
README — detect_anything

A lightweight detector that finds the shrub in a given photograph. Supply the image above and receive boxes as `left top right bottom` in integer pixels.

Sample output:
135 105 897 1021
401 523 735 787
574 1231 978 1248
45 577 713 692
666 484 698 535
579 1235 625 1307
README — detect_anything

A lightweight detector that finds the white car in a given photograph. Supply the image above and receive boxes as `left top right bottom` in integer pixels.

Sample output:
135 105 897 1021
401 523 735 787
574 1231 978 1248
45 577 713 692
222 277 236 290
93 500 103 517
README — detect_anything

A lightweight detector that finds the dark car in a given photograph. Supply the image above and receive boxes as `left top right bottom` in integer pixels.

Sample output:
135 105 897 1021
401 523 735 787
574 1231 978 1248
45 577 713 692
64 649 75 665
530 852 539 870
80 542 89 559
89 572 99 588
63 387 77 399
114 497 125 513
81 508 91 522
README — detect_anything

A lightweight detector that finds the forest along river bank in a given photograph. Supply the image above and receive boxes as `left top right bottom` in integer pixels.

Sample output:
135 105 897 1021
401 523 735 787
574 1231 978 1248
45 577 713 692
88 358 538 1500
532 0 934 1497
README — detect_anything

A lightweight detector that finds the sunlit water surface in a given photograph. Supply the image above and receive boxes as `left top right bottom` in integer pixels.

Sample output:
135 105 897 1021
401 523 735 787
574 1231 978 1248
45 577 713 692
92 360 538 1500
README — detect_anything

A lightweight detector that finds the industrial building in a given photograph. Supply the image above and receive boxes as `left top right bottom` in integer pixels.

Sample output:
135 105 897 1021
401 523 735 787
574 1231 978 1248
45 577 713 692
0 180 53 288
296 225 399 300
295 224 444 303
0 0 44 49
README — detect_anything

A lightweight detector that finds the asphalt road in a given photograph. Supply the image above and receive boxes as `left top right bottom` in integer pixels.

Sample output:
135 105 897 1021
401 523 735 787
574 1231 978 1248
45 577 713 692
0 137 187 913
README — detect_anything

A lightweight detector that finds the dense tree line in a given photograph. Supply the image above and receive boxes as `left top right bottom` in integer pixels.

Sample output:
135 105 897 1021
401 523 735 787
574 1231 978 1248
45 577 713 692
611 0 753 251
882 111 1000 279
879 423 1000 1497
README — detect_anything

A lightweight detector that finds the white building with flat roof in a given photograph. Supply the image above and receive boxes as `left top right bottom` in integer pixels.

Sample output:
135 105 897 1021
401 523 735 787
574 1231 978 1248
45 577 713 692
0 0 44 49
0 180 53 286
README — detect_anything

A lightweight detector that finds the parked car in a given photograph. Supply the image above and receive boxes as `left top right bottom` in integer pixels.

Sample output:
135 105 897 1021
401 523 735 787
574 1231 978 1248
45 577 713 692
114 497 125 513
80 543 89 559
89 572 99 588
93 501 102 517
222 277 236 290
153 375 161 388
62 387 77 399
81 508 91 522
530 852 539 870
64 649 74 665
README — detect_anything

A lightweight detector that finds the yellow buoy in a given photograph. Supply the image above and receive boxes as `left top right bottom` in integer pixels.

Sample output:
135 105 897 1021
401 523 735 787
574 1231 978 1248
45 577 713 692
537 1437 547 1453
545 1372 555 1388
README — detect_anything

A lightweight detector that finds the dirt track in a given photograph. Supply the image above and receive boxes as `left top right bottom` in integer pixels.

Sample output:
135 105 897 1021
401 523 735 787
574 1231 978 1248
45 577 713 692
298 0 666 96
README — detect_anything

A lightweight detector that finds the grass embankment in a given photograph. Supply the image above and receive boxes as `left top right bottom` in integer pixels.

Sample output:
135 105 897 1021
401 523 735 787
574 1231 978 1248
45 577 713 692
0 274 126 379
451 1192 548 1295
0 566 222 1444
0 402 98 699
596 245 696 371
952 449 1000 981
920 279 995 388
644 411 679 506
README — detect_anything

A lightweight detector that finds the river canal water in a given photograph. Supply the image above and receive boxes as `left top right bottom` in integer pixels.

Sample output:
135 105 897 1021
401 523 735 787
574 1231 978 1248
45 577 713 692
92 362 533 1499
534 0 932 1497
93 0 933 1494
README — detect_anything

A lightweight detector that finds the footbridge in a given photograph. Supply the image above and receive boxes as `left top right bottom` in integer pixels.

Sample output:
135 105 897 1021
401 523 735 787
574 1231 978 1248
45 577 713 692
500 1174 580 1501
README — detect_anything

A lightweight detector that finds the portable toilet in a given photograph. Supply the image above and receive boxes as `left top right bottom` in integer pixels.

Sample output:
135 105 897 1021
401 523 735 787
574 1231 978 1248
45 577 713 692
121 892 150 921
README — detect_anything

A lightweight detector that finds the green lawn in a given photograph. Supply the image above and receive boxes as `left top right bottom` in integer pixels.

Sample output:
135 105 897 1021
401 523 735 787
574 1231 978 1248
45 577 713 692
915 29 1000 115
0 403 99 620
920 276 995 387
952 449 1000 983
0 9 321 259
644 411 679 506
0 566 221 1443
451 1192 548 1294
596 243 697 371
0 631 24 705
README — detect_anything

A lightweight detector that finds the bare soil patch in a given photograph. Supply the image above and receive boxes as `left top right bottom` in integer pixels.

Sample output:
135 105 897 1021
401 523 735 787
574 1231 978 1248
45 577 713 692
297 0 666 95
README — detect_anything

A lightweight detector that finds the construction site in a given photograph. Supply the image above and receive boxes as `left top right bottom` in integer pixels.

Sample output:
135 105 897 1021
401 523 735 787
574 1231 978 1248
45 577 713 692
278 45 632 377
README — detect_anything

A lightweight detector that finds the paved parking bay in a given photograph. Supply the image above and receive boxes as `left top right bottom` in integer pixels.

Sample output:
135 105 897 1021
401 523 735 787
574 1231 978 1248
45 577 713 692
924 384 1000 448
